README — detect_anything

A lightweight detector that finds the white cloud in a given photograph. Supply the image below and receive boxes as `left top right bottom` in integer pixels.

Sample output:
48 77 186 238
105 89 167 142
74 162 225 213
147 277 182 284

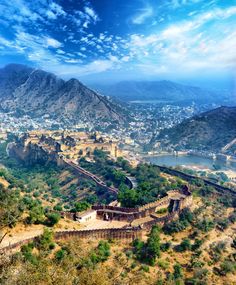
132 6 153 24
64 59 82 64
46 2 66 20
83 21 89 28
56 49 66 54
48 60 115 77
121 56 130 62
130 34 158 47
169 0 204 9
45 37 62 48
84 6 99 22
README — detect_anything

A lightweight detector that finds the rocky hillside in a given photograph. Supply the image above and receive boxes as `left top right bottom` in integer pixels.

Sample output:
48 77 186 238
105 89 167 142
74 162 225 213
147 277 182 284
0 64 124 123
155 106 236 151
94 80 229 104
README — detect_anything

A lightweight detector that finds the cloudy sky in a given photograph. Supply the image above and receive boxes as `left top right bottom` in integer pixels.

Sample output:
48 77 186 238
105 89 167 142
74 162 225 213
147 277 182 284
0 0 236 86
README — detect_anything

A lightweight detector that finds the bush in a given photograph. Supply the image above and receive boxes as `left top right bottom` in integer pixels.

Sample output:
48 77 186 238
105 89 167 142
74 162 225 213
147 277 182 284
53 204 63 211
195 219 215 232
140 264 149 272
191 239 203 251
177 238 191 252
55 249 67 261
27 206 45 224
156 208 168 215
217 219 230 230
160 242 171 252
36 228 54 251
133 226 161 266
33 191 40 198
21 243 38 265
158 260 169 270
219 261 236 275
90 240 111 264
73 201 91 212
173 263 183 279
45 212 61 226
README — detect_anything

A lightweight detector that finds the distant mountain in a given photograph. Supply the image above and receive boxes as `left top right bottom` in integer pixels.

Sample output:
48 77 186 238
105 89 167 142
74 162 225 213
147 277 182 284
0 64 124 123
154 106 236 152
93 80 229 104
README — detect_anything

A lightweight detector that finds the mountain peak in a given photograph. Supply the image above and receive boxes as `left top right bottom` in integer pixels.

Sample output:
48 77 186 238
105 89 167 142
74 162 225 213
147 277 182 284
0 64 125 124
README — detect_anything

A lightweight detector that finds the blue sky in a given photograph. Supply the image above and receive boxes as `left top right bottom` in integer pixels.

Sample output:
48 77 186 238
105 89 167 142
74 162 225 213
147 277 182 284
0 0 236 86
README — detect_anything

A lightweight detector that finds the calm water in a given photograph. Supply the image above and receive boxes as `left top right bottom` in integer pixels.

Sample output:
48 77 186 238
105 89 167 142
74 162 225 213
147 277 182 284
146 155 236 171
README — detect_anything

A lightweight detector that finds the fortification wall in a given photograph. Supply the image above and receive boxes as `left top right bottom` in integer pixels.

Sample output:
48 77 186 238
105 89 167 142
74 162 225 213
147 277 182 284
158 166 236 196
54 227 142 241
0 227 143 254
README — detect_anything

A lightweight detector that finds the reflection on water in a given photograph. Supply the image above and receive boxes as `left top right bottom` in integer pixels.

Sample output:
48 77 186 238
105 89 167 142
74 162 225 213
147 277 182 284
146 155 236 171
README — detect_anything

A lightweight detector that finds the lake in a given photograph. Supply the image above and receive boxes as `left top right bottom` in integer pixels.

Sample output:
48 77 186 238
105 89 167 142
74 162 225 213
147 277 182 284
145 154 236 171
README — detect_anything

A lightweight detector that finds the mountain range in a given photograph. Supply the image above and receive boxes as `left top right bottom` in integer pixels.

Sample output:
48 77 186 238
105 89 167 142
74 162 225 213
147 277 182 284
93 80 230 105
154 106 236 152
0 64 124 123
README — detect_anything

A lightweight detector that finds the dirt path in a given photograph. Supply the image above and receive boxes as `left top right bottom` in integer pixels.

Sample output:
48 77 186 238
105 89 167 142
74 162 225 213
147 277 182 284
0 218 128 249
0 226 44 249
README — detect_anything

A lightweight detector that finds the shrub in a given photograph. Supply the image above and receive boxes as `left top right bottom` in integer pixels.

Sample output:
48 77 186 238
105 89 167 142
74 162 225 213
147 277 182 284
191 239 204 251
140 264 149 272
219 261 236 275
21 243 38 265
195 219 215 232
36 228 54 251
173 263 183 279
27 206 45 224
55 249 67 261
177 238 191 252
45 212 61 226
160 242 171 252
53 204 63 211
158 260 169 270
156 208 168 215
73 201 91 212
33 191 40 198
133 226 161 266
90 240 111 264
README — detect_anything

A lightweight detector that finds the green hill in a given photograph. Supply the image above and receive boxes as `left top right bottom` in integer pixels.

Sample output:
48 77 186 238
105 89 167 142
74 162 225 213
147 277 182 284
156 106 236 152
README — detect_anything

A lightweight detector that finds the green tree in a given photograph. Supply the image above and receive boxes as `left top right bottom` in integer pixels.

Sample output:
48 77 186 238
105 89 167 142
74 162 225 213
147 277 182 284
27 205 45 224
173 263 183 279
118 185 138 208
178 238 191 252
74 201 91 212
144 225 161 265
36 228 54 251
45 212 61 226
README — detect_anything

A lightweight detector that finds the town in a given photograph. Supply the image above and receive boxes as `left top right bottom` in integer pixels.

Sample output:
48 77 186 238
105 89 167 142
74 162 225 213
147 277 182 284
0 102 214 150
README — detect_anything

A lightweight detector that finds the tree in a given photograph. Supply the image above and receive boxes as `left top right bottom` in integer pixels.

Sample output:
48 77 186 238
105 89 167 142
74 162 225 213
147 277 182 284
144 225 161 265
45 212 61 226
74 201 91 212
90 240 111 264
118 185 138 208
173 263 183 279
0 185 24 244
178 238 191 252
196 218 215 232
53 204 63 211
36 228 54 251
219 260 236 275
27 205 45 224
